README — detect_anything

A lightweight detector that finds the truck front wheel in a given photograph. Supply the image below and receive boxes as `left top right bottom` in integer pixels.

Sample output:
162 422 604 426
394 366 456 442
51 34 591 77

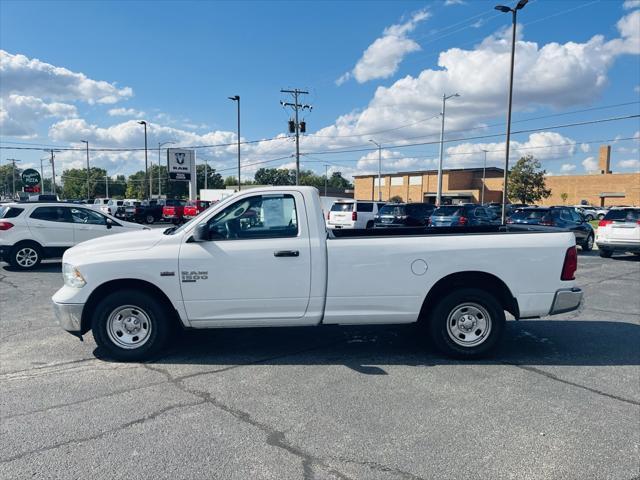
91 290 172 361
427 288 505 358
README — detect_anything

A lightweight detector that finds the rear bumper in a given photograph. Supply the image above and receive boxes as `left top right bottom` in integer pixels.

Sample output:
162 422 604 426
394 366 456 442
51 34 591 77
549 288 583 315
596 241 640 252
52 301 84 332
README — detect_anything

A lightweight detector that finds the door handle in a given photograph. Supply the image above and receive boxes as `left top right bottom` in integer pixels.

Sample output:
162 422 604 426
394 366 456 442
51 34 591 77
274 250 299 257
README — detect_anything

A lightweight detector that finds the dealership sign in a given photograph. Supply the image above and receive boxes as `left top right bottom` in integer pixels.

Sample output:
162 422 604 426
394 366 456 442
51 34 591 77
167 148 194 181
22 168 41 186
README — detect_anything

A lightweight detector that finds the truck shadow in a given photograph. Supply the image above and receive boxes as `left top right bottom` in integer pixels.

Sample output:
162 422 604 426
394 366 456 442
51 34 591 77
117 320 640 371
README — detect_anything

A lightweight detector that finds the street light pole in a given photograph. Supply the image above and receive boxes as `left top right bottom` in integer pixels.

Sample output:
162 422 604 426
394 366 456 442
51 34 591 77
495 0 528 223
158 141 175 197
324 164 329 197
436 93 459 207
40 157 45 194
228 96 241 190
138 121 149 199
8 159 20 198
50 150 57 196
369 139 383 201
80 140 90 199
481 149 488 204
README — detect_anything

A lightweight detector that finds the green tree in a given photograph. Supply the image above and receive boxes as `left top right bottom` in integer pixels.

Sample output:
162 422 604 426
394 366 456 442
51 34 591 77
560 192 568 204
224 176 238 187
507 155 551 204
60 167 107 200
327 171 353 189
125 170 147 199
0 164 23 198
196 164 224 191
254 168 296 185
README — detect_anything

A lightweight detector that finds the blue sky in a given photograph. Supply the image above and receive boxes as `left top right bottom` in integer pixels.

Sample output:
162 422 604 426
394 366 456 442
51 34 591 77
1 0 639 182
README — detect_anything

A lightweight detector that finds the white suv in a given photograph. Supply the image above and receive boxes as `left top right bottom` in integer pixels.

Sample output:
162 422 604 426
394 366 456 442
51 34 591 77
327 200 385 229
0 203 146 269
596 207 640 258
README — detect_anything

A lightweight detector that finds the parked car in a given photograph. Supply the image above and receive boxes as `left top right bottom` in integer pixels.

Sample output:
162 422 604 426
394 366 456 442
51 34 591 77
487 203 528 220
327 200 385 229
595 207 609 220
114 199 139 220
183 200 212 220
162 199 188 224
596 208 640 258
125 200 165 224
374 203 435 228
52 186 582 361
507 206 594 251
91 198 111 213
0 203 147 269
430 205 497 227
572 205 597 222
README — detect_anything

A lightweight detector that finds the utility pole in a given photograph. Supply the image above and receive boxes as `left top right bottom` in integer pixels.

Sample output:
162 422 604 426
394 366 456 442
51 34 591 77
228 96 241 190
495 0 528 223
105 175 109 197
436 93 459 207
481 149 489 204
8 159 20 198
369 139 383 201
138 121 149 199
280 89 311 185
324 164 329 197
50 150 57 196
40 157 46 194
80 140 90 199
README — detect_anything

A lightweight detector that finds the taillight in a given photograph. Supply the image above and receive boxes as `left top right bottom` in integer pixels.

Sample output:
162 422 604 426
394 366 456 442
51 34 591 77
352 211 358 221
598 219 612 227
561 246 577 281
458 216 467 226
0 221 14 231
327 211 330 220
506 218 513 224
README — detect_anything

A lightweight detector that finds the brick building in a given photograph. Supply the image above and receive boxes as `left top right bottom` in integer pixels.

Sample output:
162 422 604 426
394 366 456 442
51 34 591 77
354 145 639 206
354 167 505 204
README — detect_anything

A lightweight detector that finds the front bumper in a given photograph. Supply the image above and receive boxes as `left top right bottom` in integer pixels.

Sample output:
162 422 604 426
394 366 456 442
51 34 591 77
549 288 583 315
52 301 84 332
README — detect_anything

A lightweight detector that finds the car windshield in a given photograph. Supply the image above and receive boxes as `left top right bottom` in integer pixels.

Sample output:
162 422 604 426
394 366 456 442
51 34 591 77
603 208 640 222
378 205 406 216
433 206 463 216
331 203 354 212
510 209 549 220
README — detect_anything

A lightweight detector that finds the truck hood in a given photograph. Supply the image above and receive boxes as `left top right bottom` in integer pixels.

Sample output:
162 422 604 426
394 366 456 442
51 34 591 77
63 228 166 263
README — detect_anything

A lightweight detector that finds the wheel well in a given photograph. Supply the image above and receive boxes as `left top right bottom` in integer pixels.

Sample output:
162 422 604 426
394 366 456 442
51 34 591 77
11 240 42 251
419 271 519 321
80 279 182 334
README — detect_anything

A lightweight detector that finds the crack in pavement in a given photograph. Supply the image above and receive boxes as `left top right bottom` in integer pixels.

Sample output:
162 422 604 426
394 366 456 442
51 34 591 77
143 363 354 480
508 364 640 406
0 274 20 290
332 456 427 480
0 358 97 378
0 325 59 343
0 399 205 464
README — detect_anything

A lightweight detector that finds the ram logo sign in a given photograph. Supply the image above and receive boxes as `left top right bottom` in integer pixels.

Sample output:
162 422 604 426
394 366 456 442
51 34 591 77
167 148 194 181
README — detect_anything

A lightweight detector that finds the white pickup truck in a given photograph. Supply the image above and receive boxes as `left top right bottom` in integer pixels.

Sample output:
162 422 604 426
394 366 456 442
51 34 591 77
52 186 582 361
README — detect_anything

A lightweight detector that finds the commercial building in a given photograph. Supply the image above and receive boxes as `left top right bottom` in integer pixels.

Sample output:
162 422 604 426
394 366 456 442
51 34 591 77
354 145 639 206
354 167 505 204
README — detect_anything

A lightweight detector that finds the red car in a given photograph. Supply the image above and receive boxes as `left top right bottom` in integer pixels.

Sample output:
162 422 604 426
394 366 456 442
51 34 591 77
162 199 187 224
183 200 212 220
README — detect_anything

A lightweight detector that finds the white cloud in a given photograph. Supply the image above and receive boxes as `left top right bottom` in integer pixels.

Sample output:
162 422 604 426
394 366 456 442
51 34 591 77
444 0 465 5
108 107 145 118
580 143 591 153
623 0 640 9
582 156 599 172
618 159 640 169
337 9 430 85
0 94 77 137
560 163 577 172
605 10 640 55
0 50 132 104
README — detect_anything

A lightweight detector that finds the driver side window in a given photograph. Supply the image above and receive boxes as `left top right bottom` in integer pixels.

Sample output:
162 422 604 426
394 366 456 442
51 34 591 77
206 194 298 240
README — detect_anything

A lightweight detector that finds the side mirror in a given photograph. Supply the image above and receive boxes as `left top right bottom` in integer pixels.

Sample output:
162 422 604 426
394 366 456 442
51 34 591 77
106 218 113 229
192 223 209 242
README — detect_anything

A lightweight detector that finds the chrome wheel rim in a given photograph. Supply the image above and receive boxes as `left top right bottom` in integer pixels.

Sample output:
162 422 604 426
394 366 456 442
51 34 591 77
446 302 492 347
106 305 152 349
15 247 38 267
146 215 154 223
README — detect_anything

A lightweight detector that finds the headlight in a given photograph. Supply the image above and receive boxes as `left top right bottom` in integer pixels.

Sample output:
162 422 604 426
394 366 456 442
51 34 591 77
63 263 86 288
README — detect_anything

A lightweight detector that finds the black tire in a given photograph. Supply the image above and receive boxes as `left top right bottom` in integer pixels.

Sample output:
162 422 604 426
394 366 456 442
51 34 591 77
597 214 605 220
584 214 594 222
9 242 42 270
145 214 155 224
427 288 505 359
91 290 173 361
581 234 594 252
599 249 613 258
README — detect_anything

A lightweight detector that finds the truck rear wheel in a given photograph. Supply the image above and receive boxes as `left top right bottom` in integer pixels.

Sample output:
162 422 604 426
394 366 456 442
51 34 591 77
91 290 172 361
427 288 505 358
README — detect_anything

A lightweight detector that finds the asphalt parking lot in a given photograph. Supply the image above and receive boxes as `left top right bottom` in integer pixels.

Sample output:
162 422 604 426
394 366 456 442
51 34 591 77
1 250 638 480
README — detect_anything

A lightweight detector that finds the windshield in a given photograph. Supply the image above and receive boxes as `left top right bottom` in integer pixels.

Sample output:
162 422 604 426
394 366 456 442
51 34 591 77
433 206 463 216
378 205 406 216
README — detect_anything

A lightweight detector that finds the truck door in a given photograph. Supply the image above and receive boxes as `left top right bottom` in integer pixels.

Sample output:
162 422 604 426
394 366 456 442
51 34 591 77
178 192 312 324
